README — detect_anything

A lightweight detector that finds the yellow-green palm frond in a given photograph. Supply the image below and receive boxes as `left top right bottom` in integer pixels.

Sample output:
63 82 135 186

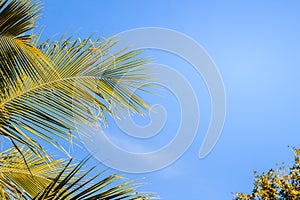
0 145 65 199
0 146 155 200
33 156 154 200
38 34 151 115
0 0 60 98
0 34 152 153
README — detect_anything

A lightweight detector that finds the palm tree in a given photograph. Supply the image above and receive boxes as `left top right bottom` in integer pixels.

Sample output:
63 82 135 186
0 0 155 199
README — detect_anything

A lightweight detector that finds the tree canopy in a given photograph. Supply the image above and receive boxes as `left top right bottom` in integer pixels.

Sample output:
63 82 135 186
234 148 300 200
0 0 156 199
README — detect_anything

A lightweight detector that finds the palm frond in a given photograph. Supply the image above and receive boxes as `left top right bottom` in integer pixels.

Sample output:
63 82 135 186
0 145 65 199
38 34 151 115
33 156 154 200
0 34 152 153
0 0 40 37
0 0 61 102
0 146 155 200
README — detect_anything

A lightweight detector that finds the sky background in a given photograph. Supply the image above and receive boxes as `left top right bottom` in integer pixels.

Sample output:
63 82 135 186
38 1 300 199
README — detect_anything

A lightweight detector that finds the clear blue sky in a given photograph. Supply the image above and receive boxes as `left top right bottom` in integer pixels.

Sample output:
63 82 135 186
39 0 300 199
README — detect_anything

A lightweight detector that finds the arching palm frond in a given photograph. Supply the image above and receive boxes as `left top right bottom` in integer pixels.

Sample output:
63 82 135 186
0 146 65 199
0 33 151 153
33 156 154 200
0 146 154 200
0 0 156 199
0 0 152 154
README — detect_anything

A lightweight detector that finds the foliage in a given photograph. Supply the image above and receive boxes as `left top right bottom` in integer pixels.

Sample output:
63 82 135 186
234 148 300 200
0 0 150 153
0 0 156 199
0 146 153 200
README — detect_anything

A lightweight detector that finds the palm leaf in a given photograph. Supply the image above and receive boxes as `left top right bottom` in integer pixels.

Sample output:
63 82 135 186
0 146 155 200
33 156 154 200
0 0 40 37
0 0 152 155
0 33 152 153
0 0 62 101
0 145 65 199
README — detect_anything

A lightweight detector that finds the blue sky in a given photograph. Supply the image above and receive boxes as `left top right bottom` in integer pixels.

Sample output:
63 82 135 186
39 1 300 199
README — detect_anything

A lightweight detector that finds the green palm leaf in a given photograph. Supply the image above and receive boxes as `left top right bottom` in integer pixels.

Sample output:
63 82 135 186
0 0 152 153
0 146 154 200
0 1 152 153
0 0 157 199
0 146 65 199
0 33 151 153
0 0 62 104
33 156 154 200
0 0 40 37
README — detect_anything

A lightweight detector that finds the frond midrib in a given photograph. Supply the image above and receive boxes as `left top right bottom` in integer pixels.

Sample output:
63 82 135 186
0 168 52 182
1 75 98 106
